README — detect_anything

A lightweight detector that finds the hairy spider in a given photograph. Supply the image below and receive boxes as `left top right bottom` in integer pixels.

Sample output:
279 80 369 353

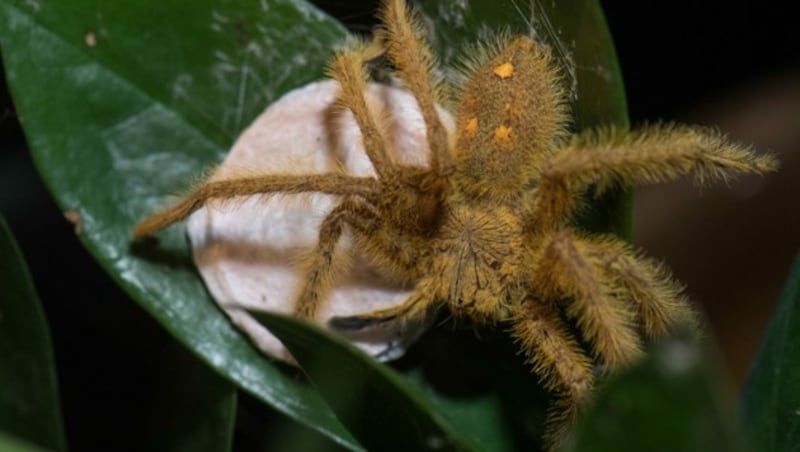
134 0 776 447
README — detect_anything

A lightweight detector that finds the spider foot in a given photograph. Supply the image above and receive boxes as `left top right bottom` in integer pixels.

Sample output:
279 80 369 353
328 313 398 331
329 287 434 332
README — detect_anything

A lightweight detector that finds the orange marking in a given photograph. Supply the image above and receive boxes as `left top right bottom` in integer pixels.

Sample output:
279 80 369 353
493 125 514 147
493 62 514 79
463 117 478 137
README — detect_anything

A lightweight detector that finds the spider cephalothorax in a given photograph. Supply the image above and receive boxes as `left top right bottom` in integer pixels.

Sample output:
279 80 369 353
134 0 776 447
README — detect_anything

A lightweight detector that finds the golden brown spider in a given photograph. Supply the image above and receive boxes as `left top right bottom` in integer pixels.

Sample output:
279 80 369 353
133 0 776 447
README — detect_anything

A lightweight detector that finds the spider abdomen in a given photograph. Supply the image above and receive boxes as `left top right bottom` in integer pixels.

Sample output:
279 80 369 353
432 204 524 321
453 36 567 201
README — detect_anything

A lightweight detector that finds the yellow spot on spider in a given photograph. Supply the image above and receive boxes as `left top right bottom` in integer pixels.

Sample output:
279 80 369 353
493 125 514 147
463 117 478 137
493 62 514 79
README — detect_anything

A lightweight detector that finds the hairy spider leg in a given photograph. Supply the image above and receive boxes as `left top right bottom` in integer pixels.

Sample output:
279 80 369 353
510 299 594 451
381 0 453 175
293 198 384 319
328 38 448 234
132 174 378 238
328 46 399 179
530 124 778 228
329 278 437 330
289 187 442 321
532 229 644 369
293 43 439 319
576 235 696 339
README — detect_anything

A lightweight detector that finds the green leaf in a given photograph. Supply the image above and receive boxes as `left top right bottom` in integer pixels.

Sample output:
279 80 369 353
253 311 476 452
397 329 548 451
260 414 352 452
0 217 67 451
0 432 47 452
0 0 358 447
141 341 238 452
741 252 800 451
567 336 747 452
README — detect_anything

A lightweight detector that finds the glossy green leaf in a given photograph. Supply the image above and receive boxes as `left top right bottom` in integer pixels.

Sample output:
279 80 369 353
567 336 747 452
253 311 475 452
742 252 800 451
0 0 358 447
0 217 67 451
141 341 238 452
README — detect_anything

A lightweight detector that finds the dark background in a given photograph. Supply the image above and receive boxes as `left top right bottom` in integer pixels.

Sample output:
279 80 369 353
1 1 798 450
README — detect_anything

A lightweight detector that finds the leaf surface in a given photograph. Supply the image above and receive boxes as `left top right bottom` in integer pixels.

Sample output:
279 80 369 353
255 312 477 452
0 432 47 452
569 337 748 452
141 341 238 452
0 217 67 451
0 0 357 447
742 253 800 452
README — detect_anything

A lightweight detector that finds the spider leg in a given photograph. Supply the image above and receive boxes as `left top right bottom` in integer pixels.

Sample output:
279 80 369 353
578 236 697 339
328 278 436 331
526 176 584 231
531 229 643 369
510 299 594 450
294 198 382 320
133 173 378 239
381 0 453 175
530 123 777 226
328 45 399 179
356 227 431 281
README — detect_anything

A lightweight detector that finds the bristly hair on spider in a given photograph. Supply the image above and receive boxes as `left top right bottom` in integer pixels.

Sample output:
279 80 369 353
133 0 777 448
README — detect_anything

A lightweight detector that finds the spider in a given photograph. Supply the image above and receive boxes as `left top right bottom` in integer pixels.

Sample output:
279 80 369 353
134 0 776 447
